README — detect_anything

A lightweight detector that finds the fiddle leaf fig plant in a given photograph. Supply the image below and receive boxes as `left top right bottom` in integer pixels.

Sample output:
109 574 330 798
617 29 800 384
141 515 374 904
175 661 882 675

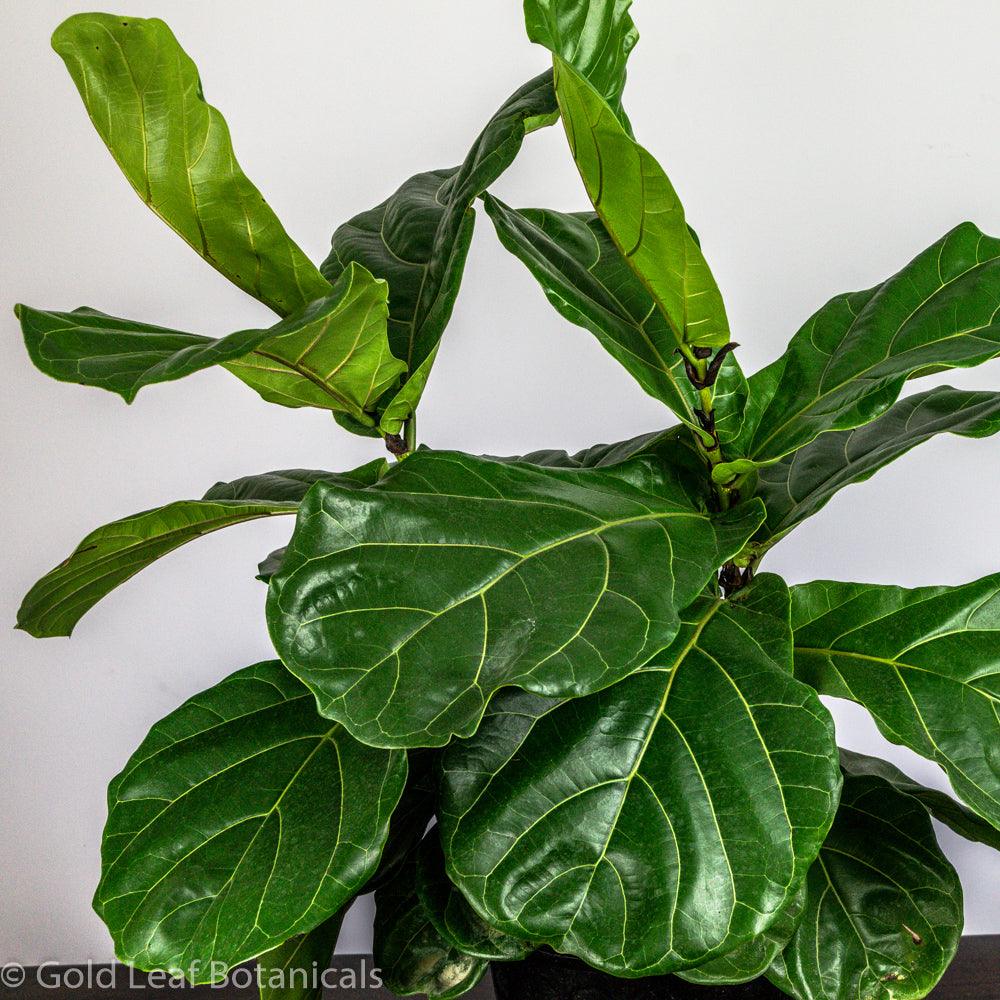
15 4 1000 999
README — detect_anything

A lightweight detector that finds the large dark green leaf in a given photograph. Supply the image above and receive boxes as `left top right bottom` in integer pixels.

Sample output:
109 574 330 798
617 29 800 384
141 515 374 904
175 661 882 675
17 465 384 638
553 58 730 350
523 0 637 128
322 73 558 435
18 263 404 423
724 224 1000 479
484 196 747 435
767 758 963 1000
95 661 407 981
838 750 1000 853
439 575 840 977
416 832 530 962
257 911 344 1000
792 574 1000 831
267 450 765 748
678 889 806 987
52 14 330 316
374 851 488 999
756 385 1000 547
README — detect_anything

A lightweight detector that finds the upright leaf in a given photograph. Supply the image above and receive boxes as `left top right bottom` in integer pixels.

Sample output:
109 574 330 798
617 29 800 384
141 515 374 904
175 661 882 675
484 196 747 433
18 263 404 423
523 0 638 127
768 758 963 1000
95 661 407 981
756 385 1000 547
52 14 330 316
17 465 384 638
374 852 488 999
323 72 558 435
553 58 730 349
724 224 1000 477
267 450 765 748
439 576 840 977
792 574 1000 831
257 911 344 1000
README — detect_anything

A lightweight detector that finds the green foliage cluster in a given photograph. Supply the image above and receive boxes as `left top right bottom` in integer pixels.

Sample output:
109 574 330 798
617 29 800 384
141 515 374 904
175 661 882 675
16 4 1000 998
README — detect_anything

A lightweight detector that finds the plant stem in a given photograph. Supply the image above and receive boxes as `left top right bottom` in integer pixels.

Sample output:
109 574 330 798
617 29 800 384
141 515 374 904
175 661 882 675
404 412 417 454
678 341 750 596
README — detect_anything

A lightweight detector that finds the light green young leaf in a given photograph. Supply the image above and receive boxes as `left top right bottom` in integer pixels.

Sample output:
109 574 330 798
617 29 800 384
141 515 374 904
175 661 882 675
724 223 1000 478
768 759 963 1000
323 72 558 435
17 464 385 638
95 661 407 981
553 57 730 349
523 0 638 128
52 14 330 316
792 573 1000 831
756 385 1000 548
439 575 840 976
267 450 765 748
257 911 345 1000
18 264 404 422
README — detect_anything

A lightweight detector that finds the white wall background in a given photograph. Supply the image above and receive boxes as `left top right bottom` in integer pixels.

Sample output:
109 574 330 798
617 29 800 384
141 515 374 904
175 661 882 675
3 0 1000 965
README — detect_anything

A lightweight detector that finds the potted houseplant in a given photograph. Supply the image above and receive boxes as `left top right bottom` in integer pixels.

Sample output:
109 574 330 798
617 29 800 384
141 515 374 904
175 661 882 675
14 3 1000 998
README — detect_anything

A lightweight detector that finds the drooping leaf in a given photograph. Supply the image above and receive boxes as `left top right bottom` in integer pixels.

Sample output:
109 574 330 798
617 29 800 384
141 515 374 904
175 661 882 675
484 196 747 434
791 574 1000 830
18 263 405 423
52 14 330 316
94 661 407 981
416 831 531 962
257 911 345 1000
756 385 1000 548
523 0 638 128
366 749 439 894
553 57 730 349
723 223 1000 479
767 758 963 1000
322 72 558 435
838 750 1000 853
267 450 765 748
17 465 383 638
678 886 806 987
439 575 840 977
374 851 488 999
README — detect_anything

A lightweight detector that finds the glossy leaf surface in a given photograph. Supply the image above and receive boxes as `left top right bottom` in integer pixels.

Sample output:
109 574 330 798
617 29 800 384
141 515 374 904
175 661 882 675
19 264 404 423
768 759 963 1000
374 853 488 999
416 832 530 962
257 911 344 1000
52 14 330 316
439 576 840 976
524 0 637 127
95 661 407 980
679 886 806 987
792 574 1000 830
485 196 747 433
756 385 1000 547
323 73 557 434
554 58 730 349
267 450 765 748
838 750 1000 853
17 466 383 638
728 223 1000 474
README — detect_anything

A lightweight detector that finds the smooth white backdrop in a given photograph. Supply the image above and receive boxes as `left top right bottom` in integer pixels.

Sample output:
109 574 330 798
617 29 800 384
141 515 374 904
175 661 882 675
3 0 1000 964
